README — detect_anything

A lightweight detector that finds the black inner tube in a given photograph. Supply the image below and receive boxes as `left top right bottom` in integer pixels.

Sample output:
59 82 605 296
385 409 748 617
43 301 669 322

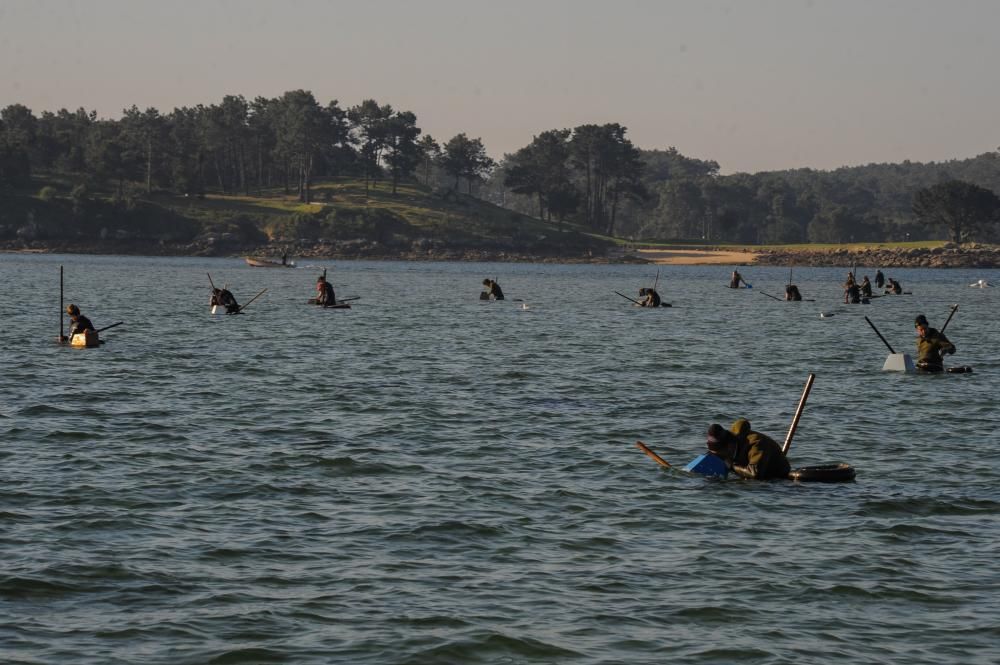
788 463 856 483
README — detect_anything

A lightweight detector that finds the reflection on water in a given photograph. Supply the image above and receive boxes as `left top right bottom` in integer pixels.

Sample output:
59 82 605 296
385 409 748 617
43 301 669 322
1 254 998 664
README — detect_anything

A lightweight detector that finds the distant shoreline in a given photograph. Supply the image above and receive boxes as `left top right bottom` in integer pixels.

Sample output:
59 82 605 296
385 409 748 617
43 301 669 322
5 243 1000 268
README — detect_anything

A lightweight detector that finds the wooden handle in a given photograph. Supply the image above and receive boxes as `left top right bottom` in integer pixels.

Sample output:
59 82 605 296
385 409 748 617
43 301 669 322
782 373 815 455
636 441 671 468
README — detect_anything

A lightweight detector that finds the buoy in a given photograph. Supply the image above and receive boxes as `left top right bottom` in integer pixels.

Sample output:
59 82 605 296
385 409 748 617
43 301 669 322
820 311 835 318
970 279 989 288
882 353 916 373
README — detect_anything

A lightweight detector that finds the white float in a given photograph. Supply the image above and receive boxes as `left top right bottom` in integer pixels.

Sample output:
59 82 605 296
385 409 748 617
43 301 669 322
882 353 916 373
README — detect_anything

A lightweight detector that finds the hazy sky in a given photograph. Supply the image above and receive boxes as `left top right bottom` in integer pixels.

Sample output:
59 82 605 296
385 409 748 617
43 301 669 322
1 0 997 173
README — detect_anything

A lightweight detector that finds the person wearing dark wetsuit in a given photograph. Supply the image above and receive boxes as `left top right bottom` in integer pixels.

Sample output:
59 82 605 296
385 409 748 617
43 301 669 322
785 284 802 301
875 270 885 289
64 304 95 341
316 275 336 307
729 270 743 288
886 278 902 295
638 287 662 307
705 419 790 480
845 283 861 304
860 276 873 299
914 314 955 372
211 288 240 314
482 278 504 300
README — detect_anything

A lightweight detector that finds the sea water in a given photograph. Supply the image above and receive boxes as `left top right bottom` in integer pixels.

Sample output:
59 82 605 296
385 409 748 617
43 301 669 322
1 254 998 664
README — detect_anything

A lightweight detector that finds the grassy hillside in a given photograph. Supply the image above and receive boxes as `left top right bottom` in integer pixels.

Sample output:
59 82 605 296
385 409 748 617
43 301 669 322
1 176 610 259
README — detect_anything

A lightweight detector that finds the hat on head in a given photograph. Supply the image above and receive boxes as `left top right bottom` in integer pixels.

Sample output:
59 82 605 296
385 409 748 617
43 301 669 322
915 314 929 327
66 304 80 316
706 424 734 454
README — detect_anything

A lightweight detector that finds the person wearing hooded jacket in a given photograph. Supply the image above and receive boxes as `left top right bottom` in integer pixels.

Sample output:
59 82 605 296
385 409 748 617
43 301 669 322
62 304 95 341
211 287 240 314
638 287 662 307
914 314 955 372
315 274 337 307
705 419 790 480
482 278 505 300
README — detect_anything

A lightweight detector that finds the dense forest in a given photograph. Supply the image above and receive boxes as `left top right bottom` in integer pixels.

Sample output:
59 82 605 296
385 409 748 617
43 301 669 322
2 91 999 249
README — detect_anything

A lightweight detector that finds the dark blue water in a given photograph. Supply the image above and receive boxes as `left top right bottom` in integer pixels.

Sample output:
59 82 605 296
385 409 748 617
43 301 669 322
2 254 999 664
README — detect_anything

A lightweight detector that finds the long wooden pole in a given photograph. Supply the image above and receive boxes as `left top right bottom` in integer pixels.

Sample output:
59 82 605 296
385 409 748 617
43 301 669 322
636 441 671 468
615 290 642 306
59 265 64 342
782 373 816 455
237 288 267 313
940 304 958 333
760 291 783 301
95 321 124 334
864 316 896 354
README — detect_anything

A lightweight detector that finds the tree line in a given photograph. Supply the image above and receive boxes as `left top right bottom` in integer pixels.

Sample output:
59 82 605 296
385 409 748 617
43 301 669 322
0 92 493 205
3 90 1000 244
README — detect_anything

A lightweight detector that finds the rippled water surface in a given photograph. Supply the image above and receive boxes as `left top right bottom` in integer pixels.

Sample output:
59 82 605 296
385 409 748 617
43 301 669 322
2 254 999 664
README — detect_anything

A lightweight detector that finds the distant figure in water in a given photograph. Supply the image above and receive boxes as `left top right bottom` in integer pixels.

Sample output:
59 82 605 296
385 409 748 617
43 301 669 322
860 276 873 299
316 275 336 307
844 281 861 304
914 314 955 372
638 287 662 307
729 270 745 288
211 287 240 314
281 252 288 266
705 420 790 480
875 269 885 289
482 278 505 300
785 284 802 301
63 303 95 341
885 278 903 295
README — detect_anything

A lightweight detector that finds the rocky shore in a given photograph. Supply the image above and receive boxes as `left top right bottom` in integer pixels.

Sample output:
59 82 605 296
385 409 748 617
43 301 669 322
754 243 1000 269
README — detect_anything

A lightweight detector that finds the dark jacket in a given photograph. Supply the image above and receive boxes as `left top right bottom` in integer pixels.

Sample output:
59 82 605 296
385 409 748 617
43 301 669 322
487 281 504 300
860 280 872 298
69 314 95 336
642 289 662 307
728 419 791 480
317 280 336 306
916 327 955 372
212 288 240 313
875 271 885 288
785 285 802 301
845 284 861 304
729 273 742 288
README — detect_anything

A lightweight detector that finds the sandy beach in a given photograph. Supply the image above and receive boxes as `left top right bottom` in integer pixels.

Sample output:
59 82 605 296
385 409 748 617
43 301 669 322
635 248 759 265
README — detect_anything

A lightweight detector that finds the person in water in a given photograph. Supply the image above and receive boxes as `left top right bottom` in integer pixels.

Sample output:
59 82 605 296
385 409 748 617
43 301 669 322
844 281 861 304
63 304 95 341
211 287 241 314
705 419 790 480
914 314 955 372
638 287 662 307
482 278 505 300
875 269 885 289
885 278 903 295
316 275 337 307
860 276 873 299
729 270 745 288
785 284 802 301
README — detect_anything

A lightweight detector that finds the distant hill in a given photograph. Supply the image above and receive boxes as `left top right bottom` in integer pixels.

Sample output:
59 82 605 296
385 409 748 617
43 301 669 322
0 176 613 260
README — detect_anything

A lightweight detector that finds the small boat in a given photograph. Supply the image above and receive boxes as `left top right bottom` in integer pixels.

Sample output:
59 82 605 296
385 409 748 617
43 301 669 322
70 330 100 347
245 257 295 268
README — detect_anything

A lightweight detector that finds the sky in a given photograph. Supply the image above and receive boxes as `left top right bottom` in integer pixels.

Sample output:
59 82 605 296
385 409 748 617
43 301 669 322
1 0 998 174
